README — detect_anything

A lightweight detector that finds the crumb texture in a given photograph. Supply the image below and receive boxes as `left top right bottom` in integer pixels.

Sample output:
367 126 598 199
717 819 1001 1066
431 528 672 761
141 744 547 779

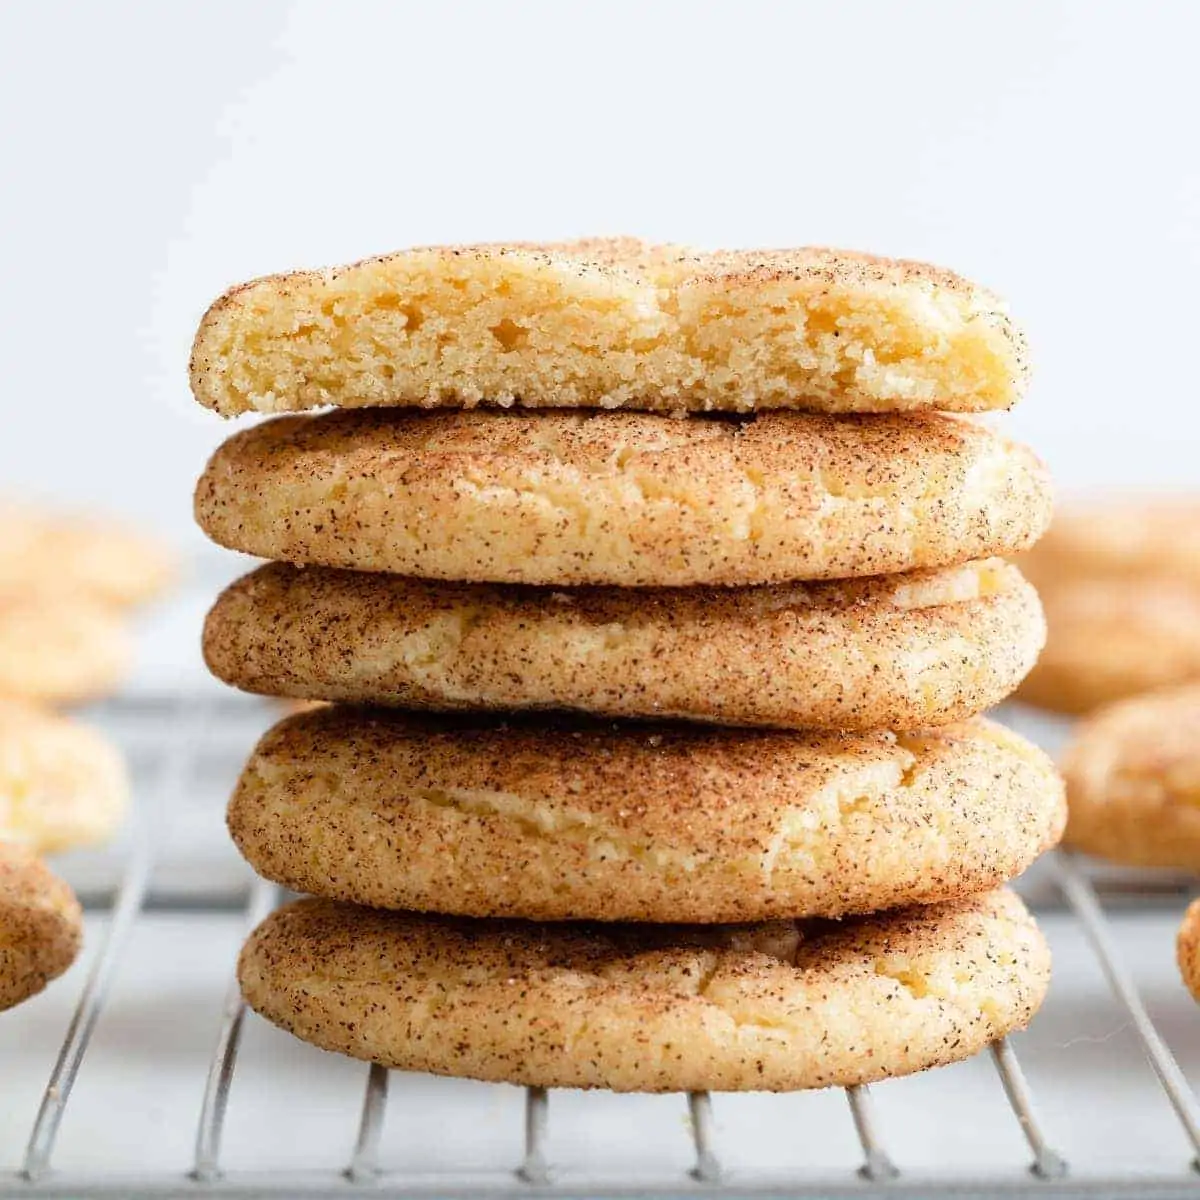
194 409 1052 587
190 238 1028 418
0 699 129 853
0 842 82 1011
1061 684 1200 868
228 707 1064 923
238 888 1049 1091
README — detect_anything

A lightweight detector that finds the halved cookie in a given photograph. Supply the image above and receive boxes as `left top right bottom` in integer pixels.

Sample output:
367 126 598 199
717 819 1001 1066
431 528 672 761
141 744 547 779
1060 684 1200 868
190 238 1028 418
205 558 1044 731
229 707 1064 923
195 409 1051 588
239 889 1050 1092
0 700 129 853
0 842 82 1011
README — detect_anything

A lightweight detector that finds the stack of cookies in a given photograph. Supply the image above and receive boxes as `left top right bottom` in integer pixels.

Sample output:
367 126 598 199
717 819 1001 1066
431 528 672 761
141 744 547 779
191 239 1064 1093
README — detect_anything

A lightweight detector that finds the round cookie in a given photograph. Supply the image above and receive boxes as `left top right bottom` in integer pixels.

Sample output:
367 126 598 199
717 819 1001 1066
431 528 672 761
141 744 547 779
205 558 1044 731
239 889 1050 1092
1 700 129 853
1178 899 1200 1003
0 842 82 1011
1021 496 1200 591
0 590 131 704
195 409 1052 588
1017 497 1200 713
1060 684 1200 868
190 238 1028 418
228 707 1065 923
0 502 175 608
1017 579 1200 714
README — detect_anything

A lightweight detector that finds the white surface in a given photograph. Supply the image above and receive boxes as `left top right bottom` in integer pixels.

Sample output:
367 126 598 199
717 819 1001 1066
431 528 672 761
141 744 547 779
2 0 1200 557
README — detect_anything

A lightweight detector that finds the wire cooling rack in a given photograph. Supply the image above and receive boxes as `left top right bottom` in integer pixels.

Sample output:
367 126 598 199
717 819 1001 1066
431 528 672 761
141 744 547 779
2 694 1200 1198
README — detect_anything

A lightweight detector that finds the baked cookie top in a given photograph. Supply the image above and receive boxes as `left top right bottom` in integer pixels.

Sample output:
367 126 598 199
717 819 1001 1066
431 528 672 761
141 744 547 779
229 706 1064 923
205 557 1044 731
195 409 1052 587
0 842 82 1011
238 888 1049 1092
191 238 1028 418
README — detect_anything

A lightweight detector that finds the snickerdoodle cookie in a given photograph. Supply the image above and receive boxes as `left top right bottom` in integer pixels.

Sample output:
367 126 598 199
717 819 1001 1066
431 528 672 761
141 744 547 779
1017 579 1200 714
190 238 1028 418
0 590 131 704
195 409 1051 588
1021 497 1200 591
1017 498 1200 713
1060 684 1200 868
1178 899 1200 1002
205 559 1044 731
0 700 128 853
0 502 174 608
0 842 82 1011
238 889 1049 1092
228 707 1064 923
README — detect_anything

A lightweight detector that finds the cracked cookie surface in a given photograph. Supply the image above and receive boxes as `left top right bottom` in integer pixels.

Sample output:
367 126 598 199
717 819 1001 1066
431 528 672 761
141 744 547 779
195 408 1051 587
228 707 1064 923
0 842 82 1011
204 558 1045 730
238 888 1049 1091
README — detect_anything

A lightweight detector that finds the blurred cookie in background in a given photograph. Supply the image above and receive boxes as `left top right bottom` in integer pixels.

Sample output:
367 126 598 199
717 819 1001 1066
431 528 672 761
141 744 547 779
0 699 129 853
1020 497 1200 591
1016 496 1200 714
0 501 176 609
1179 899 1200 1003
1059 683 1200 869
0 841 82 1011
1017 579 1200 715
0 590 131 705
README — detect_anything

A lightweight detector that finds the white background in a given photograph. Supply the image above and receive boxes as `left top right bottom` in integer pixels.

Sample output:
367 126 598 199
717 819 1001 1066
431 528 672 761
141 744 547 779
1 0 1197 556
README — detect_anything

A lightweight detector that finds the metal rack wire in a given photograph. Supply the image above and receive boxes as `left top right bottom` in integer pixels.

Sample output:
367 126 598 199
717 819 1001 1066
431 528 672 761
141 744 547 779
4 695 1200 1198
